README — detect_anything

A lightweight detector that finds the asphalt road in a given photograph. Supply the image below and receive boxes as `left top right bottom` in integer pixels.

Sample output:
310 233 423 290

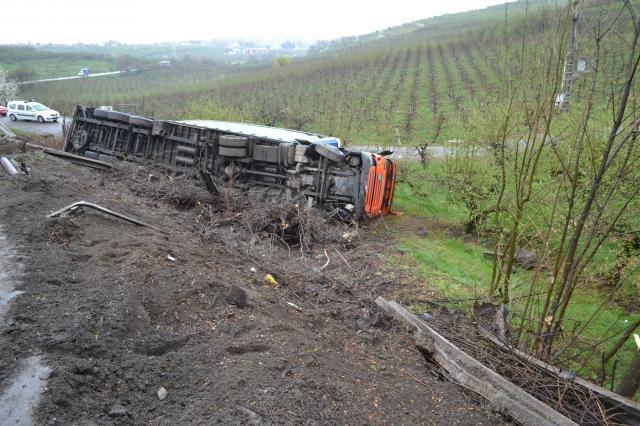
0 116 66 139
17 71 122 86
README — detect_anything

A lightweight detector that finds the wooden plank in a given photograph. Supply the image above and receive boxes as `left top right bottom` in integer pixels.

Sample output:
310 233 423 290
43 148 114 170
375 297 577 426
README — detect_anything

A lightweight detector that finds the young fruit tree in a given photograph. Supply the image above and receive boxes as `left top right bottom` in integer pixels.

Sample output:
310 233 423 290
0 66 18 106
415 113 445 168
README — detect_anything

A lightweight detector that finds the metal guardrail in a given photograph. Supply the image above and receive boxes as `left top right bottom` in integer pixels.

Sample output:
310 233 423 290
0 122 16 140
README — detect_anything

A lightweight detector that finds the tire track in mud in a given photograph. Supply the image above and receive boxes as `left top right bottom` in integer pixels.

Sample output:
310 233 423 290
0 225 51 426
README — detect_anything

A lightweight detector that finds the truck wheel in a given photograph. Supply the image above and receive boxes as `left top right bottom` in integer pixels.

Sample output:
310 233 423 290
72 130 88 151
9 114 17 121
92 109 109 119
37 116 45 123
107 111 130 123
128 115 154 129
219 135 248 148
314 143 345 163
219 146 248 157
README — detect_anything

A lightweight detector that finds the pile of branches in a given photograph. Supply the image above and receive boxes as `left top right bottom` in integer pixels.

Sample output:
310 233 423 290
202 194 355 253
239 199 352 251
418 303 625 424
123 163 356 252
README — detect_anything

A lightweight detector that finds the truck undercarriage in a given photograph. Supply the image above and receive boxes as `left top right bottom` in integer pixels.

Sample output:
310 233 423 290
64 106 396 220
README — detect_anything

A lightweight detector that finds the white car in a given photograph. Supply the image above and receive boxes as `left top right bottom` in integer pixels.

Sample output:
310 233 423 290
7 100 60 123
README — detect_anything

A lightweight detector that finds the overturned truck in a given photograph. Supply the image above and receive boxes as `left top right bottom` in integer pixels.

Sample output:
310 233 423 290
63 106 396 220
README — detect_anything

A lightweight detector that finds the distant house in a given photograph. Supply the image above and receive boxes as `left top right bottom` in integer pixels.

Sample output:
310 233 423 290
241 47 269 55
158 60 173 68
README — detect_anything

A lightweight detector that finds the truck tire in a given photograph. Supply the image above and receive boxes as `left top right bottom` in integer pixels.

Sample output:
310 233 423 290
314 143 345 163
128 115 154 129
92 109 109 119
72 130 89 151
219 135 248 148
107 111 130 123
219 146 248 157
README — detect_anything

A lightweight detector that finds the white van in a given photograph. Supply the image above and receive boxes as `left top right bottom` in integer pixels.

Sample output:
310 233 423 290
7 101 60 123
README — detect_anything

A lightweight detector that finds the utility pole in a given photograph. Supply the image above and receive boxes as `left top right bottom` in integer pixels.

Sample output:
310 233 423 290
556 0 581 111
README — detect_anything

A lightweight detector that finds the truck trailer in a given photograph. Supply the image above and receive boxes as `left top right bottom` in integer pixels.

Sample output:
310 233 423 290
63 106 396 221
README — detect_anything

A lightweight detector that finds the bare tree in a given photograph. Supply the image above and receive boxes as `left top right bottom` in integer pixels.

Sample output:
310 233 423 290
288 110 314 130
415 113 445 168
255 98 285 127
617 348 640 398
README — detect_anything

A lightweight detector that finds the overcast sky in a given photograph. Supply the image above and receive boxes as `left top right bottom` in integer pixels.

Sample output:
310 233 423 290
5 0 507 45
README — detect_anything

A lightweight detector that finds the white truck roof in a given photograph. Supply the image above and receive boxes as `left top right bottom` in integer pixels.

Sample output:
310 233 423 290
180 120 342 147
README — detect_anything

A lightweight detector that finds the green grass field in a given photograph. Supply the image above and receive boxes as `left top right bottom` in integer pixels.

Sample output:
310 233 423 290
393 159 639 396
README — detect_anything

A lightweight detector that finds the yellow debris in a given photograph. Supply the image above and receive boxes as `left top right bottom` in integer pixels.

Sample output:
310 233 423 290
264 274 279 287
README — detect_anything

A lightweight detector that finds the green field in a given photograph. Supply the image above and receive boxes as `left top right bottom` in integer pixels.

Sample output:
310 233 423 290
17 64 235 117
0 46 118 80
393 160 640 394
0 41 300 82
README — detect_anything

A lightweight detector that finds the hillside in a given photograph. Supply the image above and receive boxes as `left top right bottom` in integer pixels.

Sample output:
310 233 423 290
18 0 632 145
0 46 118 81
179 0 631 145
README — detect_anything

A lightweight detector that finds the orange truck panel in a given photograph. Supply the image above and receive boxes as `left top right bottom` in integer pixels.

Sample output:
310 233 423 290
365 154 395 217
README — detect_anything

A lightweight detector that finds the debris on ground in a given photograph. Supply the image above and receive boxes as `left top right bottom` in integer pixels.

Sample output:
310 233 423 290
43 148 114 170
157 387 168 401
394 295 640 424
46 200 163 232
376 297 576 426
264 274 279 287
1 156 25 176
0 141 504 425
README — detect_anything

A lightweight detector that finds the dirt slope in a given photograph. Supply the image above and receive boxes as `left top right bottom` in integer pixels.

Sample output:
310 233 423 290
0 140 503 425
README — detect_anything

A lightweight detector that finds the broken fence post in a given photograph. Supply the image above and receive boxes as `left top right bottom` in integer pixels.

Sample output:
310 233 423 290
374 296 577 426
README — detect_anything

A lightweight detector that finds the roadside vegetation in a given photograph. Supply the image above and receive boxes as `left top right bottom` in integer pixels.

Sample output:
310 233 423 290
383 0 640 399
394 158 640 397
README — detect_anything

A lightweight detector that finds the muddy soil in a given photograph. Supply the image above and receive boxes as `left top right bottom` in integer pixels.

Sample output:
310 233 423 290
0 141 504 425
